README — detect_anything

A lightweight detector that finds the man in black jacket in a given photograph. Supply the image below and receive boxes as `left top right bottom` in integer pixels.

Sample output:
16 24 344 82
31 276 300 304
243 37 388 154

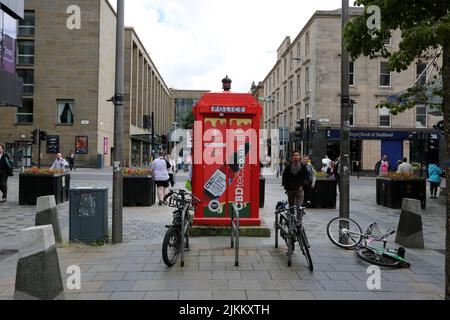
282 150 309 206
0 144 13 203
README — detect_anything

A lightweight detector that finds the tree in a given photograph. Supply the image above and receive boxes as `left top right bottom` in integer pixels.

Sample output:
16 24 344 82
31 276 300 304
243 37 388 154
343 0 450 299
180 110 195 129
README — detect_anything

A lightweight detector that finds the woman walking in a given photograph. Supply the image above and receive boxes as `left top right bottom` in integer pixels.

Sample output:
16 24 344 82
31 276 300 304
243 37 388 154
428 163 443 199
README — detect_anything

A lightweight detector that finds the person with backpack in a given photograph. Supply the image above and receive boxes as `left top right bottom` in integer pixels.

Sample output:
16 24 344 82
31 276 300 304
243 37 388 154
282 150 309 206
428 163 444 199
0 144 14 203
375 155 392 176
151 151 171 206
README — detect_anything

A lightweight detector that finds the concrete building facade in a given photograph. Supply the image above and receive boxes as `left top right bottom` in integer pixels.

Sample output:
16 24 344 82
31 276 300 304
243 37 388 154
0 0 173 168
261 8 442 173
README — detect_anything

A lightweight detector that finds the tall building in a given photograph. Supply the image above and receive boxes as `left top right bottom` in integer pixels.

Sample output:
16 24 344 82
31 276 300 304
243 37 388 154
261 8 442 173
0 0 24 108
0 0 173 168
171 89 210 125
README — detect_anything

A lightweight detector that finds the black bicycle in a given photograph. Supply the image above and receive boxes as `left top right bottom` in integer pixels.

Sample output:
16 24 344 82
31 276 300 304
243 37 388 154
162 189 201 267
274 201 313 271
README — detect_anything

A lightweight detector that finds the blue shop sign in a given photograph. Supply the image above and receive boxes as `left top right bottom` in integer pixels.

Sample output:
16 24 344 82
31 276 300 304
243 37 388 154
326 129 412 141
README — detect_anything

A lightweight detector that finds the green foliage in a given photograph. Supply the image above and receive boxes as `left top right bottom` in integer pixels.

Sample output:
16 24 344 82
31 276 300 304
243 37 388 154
344 0 449 115
180 110 195 129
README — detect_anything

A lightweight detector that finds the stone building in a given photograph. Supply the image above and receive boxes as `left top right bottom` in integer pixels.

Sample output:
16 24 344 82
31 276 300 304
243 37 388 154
260 8 442 173
0 0 173 168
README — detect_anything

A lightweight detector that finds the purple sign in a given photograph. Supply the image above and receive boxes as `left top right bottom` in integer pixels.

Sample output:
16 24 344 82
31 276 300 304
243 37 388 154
2 35 16 74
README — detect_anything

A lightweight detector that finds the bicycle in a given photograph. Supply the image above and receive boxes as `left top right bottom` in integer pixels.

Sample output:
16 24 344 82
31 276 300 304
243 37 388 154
326 217 411 268
274 201 313 271
161 189 201 267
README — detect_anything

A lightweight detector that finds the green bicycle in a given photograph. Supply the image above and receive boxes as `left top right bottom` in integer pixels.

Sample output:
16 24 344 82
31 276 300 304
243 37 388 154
326 217 411 268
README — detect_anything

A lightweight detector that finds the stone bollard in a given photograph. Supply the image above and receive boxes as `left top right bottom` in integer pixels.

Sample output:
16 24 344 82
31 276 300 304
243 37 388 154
438 187 446 206
14 225 65 300
36 195 62 243
395 198 424 249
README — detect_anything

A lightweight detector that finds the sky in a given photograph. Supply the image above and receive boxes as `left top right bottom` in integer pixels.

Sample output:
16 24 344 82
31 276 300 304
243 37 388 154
108 0 346 93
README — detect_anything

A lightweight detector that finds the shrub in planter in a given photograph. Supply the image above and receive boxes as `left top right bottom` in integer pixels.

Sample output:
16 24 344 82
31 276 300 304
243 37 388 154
122 168 156 206
376 173 426 209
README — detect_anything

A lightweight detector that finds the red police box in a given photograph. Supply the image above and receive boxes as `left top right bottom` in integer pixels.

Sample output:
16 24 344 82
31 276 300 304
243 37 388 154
192 91 262 226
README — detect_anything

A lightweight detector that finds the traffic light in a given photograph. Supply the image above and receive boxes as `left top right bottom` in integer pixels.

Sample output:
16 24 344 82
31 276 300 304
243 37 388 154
39 130 47 141
31 129 38 145
310 120 317 134
295 120 304 139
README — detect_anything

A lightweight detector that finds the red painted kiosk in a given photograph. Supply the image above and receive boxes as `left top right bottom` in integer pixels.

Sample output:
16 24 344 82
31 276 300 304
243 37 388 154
192 77 262 226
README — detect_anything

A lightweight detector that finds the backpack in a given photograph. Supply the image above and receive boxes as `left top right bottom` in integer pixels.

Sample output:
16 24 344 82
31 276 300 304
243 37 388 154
4 154 13 177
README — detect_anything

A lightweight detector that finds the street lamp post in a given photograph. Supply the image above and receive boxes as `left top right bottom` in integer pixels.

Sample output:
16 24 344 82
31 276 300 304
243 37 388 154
112 0 125 244
340 0 351 221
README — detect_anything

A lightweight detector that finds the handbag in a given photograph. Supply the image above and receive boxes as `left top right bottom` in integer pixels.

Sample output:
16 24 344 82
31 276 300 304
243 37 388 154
4 155 13 177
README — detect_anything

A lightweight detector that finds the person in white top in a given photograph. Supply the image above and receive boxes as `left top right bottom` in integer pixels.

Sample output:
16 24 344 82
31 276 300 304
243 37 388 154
50 153 69 171
151 151 170 206
397 157 413 174
166 155 177 188
321 155 332 173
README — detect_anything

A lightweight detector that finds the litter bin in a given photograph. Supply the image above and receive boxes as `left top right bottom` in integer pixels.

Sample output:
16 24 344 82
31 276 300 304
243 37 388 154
96 154 104 169
259 176 265 208
69 188 108 244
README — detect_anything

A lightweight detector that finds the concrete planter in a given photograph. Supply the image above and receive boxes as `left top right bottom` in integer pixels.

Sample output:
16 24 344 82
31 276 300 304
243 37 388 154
305 177 337 209
123 176 156 206
376 177 426 209
19 173 70 206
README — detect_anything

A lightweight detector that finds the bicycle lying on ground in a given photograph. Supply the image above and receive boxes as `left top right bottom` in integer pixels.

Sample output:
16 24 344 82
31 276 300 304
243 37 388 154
162 189 201 267
326 217 411 268
274 201 313 271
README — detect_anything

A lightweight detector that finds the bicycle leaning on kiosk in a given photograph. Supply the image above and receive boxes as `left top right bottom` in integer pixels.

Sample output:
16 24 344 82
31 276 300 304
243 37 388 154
161 189 201 267
274 201 313 271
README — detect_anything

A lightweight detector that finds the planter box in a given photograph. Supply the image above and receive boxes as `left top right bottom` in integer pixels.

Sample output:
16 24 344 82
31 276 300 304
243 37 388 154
19 173 70 205
376 178 426 209
123 176 156 206
305 177 337 209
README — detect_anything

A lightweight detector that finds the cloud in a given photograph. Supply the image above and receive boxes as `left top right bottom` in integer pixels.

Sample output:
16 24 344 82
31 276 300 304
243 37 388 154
108 0 344 92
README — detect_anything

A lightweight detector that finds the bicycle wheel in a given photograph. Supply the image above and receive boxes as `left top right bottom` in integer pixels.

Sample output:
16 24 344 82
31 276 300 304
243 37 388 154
327 217 363 249
357 248 401 268
297 227 313 272
287 234 294 267
162 227 181 267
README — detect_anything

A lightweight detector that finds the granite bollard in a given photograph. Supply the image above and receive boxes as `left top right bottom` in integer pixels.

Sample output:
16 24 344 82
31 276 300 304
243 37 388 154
35 195 62 243
395 198 424 249
14 225 65 300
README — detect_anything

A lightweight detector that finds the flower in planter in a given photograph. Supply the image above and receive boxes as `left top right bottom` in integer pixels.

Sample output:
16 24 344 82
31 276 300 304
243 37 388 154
380 172 421 180
23 167 65 175
122 168 154 176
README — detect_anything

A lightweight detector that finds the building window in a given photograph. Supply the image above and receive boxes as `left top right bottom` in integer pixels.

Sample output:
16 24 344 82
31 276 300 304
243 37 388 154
57 100 74 124
379 106 391 127
305 67 310 92
379 62 391 87
289 51 293 71
283 86 287 107
277 67 279 84
289 80 293 104
416 104 427 128
16 98 33 123
305 31 310 56
296 74 301 99
416 62 427 87
349 61 355 86
383 37 392 46
290 111 293 131
284 58 287 78
276 92 280 112
18 11 35 36
17 69 34 95
349 103 355 126
297 41 301 63
17 40 35 65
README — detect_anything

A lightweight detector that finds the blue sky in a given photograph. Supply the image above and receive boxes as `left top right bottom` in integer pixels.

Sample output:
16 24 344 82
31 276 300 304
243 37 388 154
109 0 346 92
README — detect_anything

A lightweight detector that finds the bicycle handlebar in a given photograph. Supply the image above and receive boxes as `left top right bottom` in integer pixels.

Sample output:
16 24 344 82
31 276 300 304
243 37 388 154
164 189 202 204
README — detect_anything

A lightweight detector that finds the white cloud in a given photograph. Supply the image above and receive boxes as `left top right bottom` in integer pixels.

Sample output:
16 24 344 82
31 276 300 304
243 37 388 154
109 0 344 92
